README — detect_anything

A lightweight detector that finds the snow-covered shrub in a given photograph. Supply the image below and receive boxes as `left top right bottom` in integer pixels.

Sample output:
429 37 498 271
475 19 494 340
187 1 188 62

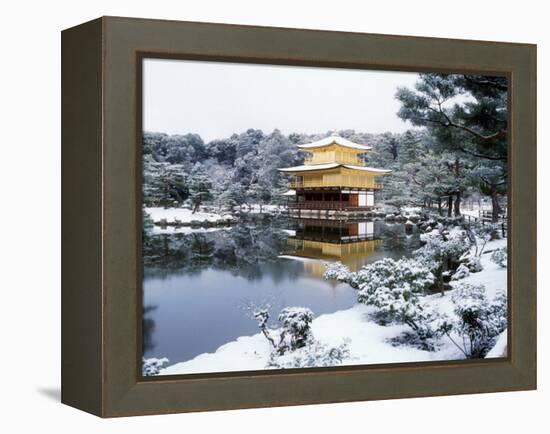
253 306 350 368
416 229 470 269
354 258 438 348
267 339 350 369
464 223 501 258
451 263 470 280
323 261 352 284
460 255 483 273
142 357 169 376
491 247 507 268
437 284 507 358
415 228 471 292
253 307 314 356
253 309 277 349
277 307 314 354
355 258 434 305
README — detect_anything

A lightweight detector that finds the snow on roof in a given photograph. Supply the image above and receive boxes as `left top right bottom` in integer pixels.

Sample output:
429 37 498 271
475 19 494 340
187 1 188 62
343 165 392 174
278 163 340 172
278 163 391 174
297 135 372 151
281 189 296 196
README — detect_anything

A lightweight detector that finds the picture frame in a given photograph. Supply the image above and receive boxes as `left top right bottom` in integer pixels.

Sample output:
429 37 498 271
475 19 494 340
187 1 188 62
61 16 536 417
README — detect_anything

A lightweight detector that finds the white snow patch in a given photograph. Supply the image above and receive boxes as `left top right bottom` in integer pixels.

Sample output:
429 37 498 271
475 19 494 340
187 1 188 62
151 225 230 235
145 207 234 224
486 329 507 358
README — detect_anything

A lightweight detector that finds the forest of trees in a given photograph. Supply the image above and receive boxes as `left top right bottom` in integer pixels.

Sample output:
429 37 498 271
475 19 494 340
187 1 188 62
142 73 507 221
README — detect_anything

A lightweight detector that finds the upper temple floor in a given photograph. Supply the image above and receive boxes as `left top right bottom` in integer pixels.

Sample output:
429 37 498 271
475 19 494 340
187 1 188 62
297 136 371 166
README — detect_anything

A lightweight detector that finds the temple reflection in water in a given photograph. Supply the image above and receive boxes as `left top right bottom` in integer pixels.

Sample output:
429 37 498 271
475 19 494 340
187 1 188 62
281 218 382 278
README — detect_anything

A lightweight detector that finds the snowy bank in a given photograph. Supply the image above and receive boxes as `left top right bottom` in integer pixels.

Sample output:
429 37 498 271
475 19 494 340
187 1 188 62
160 303 459 376
145 207 235 226
151 225 230 235
160 236 507 375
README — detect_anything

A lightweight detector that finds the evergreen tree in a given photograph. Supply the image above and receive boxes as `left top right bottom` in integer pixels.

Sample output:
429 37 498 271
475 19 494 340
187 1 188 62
187 163 213 213
396 73 507 218
142 154 186 207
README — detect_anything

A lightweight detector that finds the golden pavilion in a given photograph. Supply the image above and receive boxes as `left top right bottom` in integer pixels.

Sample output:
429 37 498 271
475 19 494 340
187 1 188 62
278 135 390 213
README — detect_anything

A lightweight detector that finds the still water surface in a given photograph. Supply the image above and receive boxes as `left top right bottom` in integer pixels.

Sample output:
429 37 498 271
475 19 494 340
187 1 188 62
142 217 420 364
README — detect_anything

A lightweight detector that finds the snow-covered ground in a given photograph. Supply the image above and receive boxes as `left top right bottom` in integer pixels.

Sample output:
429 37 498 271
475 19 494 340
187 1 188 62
145 207 235 225
160 237 508 375
234 204 286 214
151 225 230 235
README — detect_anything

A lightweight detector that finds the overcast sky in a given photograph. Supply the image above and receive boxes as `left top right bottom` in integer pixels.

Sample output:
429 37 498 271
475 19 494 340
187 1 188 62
143 58 419 142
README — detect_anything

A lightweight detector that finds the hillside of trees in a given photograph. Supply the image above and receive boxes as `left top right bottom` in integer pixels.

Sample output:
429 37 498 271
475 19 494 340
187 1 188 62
142 73 507 221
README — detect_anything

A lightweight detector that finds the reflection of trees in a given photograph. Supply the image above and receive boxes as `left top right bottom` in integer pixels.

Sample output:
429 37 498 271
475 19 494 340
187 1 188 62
142 304 157 355
377 223 422 255
143 216 290 280
143 218 424 280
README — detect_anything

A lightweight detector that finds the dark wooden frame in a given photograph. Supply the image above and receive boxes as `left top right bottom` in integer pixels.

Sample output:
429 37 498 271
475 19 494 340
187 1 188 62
62 16 537 417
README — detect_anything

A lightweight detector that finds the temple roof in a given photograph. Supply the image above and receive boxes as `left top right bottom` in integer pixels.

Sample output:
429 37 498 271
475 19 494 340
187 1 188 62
281 189 297 196
278 163 391 173
297 135 372 151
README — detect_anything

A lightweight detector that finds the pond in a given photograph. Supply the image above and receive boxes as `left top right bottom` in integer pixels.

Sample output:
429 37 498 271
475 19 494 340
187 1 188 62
142 216 422 364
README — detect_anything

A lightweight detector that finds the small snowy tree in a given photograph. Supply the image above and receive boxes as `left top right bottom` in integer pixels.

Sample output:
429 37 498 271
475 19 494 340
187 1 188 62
437 284 507 358
277 307 314 355
464 222 500 257
253 307 314 356
187 163 213 213
142 357 169 376
415 227 470 293
253 306 350 368
253 309 277 349
491 247 507 268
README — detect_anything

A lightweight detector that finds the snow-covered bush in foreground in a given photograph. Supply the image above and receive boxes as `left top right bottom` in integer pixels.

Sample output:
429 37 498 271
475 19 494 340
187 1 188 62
437 284 507 358
355 258 438 348
253 307 314 356
253 307 350 369
277 307 314 354
142 357 169 376
267 339 351 369
324 257 439 348
491 247 507 268
355 258 434 306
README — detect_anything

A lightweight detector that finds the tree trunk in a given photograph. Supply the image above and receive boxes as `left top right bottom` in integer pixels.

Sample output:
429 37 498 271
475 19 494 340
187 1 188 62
192 194 201 214
454 191 461 216
437 197 442 215
491 191 501 222
447 195 453 217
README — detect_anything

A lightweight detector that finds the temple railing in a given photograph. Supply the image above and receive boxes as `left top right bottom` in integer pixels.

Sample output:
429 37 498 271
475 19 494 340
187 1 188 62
290 179 383 189
287 201 373 209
